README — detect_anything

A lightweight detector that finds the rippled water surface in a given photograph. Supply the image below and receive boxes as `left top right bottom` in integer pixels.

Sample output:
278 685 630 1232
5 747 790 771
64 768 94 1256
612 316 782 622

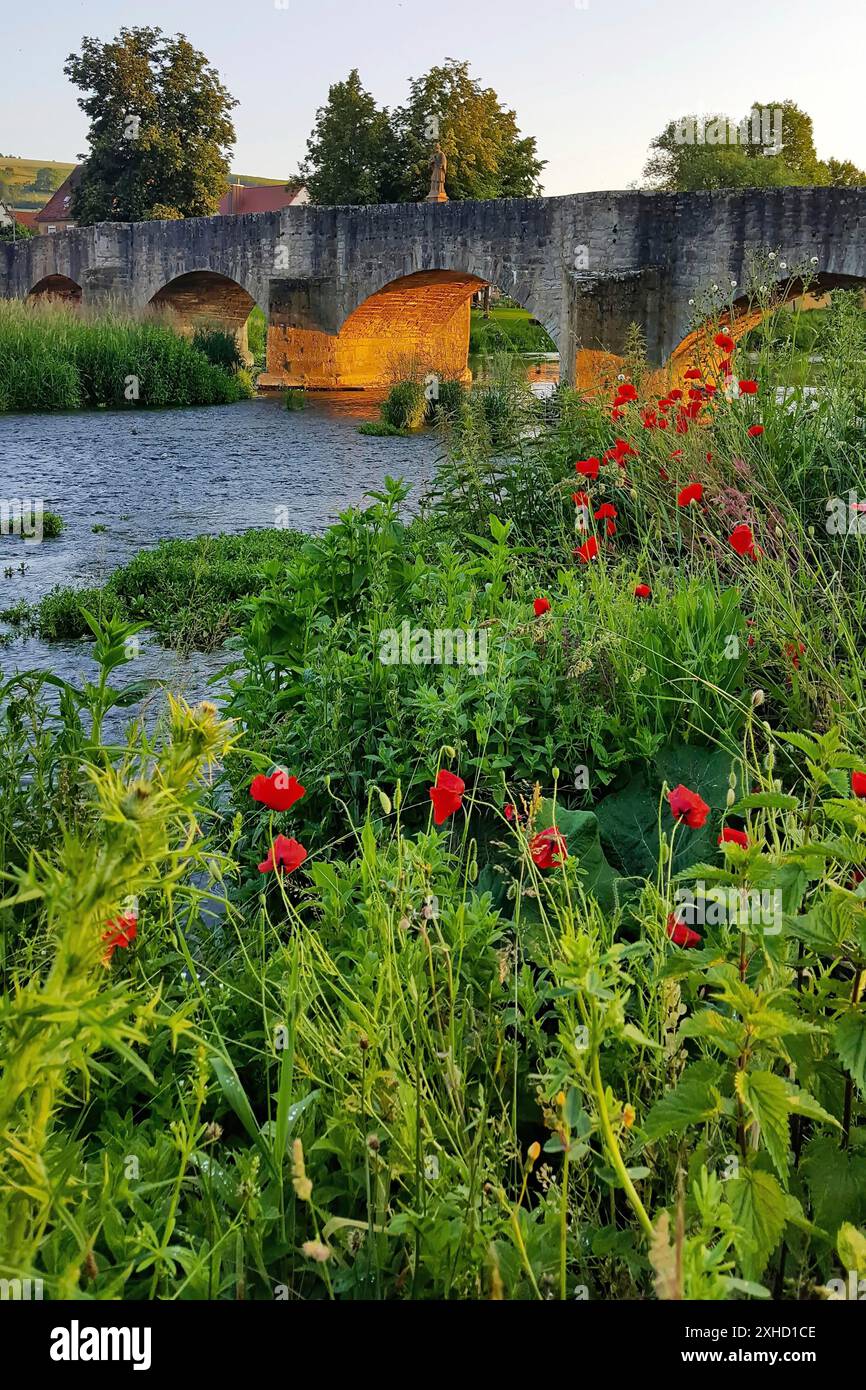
0 394 442 696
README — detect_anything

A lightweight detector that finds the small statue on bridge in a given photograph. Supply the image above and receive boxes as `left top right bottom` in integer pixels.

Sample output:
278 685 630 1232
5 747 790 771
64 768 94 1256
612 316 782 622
426 143 448 203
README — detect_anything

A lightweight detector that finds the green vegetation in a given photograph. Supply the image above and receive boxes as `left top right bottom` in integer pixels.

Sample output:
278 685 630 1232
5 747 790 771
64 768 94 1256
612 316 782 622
0 158 76 211
0 301 255 412
302 59 544 204
283 387 307 411
380 379 427 430
3 274 866 1302
41 511 64 539
32 528 306 649
469 304 557 354
64 27 237 223
645 99 866 191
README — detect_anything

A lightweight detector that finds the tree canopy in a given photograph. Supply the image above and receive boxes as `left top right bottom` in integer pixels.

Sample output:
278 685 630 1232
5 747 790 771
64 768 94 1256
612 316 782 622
643 100 866 191
301 59 544 204
64 27 237 223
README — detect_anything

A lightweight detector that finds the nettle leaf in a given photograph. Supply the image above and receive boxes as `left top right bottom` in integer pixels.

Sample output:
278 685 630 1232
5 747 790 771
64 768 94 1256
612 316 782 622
784 1083 841 1130
643 1068 724 1141
679 1008 745 1058
801 1136 866 1236
735 1070 791 1179
835 1010 866 1097
837 1222 866 1275
729 1168 789 1280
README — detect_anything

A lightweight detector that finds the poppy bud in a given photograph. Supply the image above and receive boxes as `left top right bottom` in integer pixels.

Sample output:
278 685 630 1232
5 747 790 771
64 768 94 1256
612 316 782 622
726 787 736 806
752 689 765 707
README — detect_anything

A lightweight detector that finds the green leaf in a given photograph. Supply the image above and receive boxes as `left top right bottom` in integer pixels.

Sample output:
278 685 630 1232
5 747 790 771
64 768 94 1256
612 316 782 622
735 1070 791 1179
729 1168 789 1279
837 1222 866 1275
535 805 621 910
801 1136 866 1236
835 1010 866 1097
211 1053 276 1179
784 1083 841 1129
643 1069 723 1141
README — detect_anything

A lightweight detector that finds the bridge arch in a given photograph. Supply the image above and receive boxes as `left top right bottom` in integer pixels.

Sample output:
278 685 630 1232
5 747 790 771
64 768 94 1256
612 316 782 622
27 274 82 305
264 265 558 390
667 271 866 383
147 269 259 356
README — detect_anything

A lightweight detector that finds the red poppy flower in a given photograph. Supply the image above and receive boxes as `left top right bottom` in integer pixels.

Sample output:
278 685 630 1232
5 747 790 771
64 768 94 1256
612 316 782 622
575 457 601 480
505 802 515 821
728 524 756 558
634 583 652 599
719 827 749 848
666 913 702 948
668 390 683 402
614 439 636 459
611 408 625 421
684 368 702 381
658 418 668 429
573 490 589 506
529 826 568 870
575 535 600 563
668 784 710 829
102 912 138 963
533 597 551 617
784 640 805 670
658 467 669 482
595 502 617 536
852 772 866 798
258 834 308 874
738 379 758 395
670 449 683 459
616 382 638 402
747 424 764 437
677 482 704 507
429 769 465 825
714 332 735 353
250 770 306 812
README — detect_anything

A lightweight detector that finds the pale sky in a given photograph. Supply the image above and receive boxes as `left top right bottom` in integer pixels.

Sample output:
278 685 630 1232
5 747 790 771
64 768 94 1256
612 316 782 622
2 0 864 194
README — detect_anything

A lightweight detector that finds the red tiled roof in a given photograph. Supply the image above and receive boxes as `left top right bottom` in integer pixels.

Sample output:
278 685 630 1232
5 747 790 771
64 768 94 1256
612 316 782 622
35 167 82 222
33 165 305 222
218 183 305 215
13 210 37 229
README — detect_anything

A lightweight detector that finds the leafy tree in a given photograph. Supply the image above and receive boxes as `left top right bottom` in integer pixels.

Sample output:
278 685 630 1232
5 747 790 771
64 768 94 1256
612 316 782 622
301 59 544 204
64 26 237 223
300 69 400 205
644 99 865 191
0 221 35 242
32 167 61 193
390 59 545 201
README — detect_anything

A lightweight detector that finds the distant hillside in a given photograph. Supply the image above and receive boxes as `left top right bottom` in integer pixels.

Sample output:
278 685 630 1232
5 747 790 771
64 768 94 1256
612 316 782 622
0 157 293 211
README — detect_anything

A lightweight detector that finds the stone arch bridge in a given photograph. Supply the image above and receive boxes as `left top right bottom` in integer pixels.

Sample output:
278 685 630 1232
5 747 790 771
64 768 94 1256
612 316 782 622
1 188 864 388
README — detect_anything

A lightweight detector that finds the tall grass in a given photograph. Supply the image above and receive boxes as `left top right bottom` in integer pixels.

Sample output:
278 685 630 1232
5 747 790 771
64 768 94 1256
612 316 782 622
0 299 254 412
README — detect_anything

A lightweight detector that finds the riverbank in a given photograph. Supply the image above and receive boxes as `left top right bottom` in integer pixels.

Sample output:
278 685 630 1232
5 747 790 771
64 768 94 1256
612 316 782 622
0 299 254 411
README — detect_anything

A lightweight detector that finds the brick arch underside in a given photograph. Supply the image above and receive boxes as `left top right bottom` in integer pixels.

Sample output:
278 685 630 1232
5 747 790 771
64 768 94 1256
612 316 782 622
147 271 257 354
27 274 82 304
264 270 487 389
668 273 866 380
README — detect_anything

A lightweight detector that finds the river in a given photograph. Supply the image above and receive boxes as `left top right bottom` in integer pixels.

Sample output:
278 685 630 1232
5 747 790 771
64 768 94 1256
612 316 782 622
0 393 443 700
